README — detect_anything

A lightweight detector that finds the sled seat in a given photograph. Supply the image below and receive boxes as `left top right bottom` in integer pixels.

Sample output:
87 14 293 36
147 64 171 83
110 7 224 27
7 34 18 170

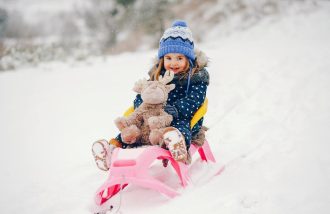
95 99 215 205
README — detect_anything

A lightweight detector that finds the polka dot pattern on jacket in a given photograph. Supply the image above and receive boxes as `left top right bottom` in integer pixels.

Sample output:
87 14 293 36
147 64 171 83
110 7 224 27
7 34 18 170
133 67 209 148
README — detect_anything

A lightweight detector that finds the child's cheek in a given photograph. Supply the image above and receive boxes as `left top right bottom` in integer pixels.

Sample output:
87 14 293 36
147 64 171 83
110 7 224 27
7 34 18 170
165 64 172 72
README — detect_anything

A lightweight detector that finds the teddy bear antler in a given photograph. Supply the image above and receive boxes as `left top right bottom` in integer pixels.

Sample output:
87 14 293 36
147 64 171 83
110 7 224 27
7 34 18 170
158 70 174 85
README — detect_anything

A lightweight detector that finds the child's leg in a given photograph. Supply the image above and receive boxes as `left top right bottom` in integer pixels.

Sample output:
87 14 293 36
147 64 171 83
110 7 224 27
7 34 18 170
191 118 205 146
92 138 122 171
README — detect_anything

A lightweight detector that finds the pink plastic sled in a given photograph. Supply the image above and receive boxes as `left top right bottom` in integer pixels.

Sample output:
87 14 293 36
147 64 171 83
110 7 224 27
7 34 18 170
94 140 216 205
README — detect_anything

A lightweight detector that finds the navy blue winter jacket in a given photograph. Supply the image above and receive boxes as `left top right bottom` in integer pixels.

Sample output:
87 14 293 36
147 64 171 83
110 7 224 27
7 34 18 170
132 51 209 147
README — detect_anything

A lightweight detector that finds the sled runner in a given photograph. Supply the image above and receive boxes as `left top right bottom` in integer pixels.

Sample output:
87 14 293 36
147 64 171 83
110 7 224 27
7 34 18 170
94 99 218 205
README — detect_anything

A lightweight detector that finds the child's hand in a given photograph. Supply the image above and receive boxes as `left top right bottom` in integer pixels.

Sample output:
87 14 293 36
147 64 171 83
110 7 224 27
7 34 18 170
164 104 178 118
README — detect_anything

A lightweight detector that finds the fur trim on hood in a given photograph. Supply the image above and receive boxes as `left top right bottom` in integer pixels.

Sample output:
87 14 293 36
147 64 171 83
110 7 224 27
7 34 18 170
194 49 209 69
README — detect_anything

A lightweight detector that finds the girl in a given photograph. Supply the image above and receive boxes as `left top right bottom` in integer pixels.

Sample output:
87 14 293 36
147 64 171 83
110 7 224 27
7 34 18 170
92 20 209 171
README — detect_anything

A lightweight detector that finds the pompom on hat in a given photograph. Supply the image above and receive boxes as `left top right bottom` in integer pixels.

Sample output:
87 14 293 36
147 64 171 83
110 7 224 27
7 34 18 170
158 20 195 61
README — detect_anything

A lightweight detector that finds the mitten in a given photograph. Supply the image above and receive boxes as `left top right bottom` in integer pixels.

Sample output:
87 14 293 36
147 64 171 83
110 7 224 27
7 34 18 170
164 104 178 119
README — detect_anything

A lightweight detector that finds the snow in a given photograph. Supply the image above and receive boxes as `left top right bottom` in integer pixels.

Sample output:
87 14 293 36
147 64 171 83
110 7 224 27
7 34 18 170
1 4 330 214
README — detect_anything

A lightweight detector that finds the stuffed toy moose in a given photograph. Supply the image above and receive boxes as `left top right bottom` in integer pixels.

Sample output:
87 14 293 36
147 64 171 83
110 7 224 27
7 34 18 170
115 70 175 146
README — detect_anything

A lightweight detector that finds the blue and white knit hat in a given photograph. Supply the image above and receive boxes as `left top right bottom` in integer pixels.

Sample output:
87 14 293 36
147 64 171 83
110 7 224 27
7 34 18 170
158 20 195 61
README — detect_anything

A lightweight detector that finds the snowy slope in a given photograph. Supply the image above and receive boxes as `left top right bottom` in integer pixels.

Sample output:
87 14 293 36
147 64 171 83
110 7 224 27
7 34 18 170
1 4 330 214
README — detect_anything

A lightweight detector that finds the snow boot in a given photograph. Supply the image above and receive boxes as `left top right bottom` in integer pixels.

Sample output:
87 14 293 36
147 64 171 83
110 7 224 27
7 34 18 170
162 127 188 163
191 126 208 146
92 138 122 171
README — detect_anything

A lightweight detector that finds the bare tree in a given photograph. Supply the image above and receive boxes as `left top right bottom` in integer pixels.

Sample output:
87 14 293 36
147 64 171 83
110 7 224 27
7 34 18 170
132 0 174 47
77 0 137 52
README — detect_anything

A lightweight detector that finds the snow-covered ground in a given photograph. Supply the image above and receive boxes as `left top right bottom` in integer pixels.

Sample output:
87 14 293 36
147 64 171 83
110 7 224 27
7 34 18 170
1 3 330 214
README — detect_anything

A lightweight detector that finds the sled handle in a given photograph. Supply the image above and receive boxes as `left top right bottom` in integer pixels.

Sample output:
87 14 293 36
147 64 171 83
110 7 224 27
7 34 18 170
123 106 135 117
190 98 208 129
123 98 208 130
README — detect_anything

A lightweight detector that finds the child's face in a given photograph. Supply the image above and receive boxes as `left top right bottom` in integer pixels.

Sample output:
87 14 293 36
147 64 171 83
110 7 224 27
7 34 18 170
164 53 188 74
